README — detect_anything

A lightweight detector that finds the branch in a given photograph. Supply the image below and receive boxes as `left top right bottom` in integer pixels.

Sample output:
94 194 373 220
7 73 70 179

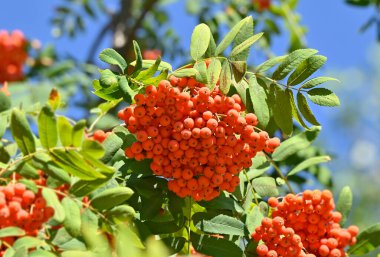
125 0 159 50
86 20 114 63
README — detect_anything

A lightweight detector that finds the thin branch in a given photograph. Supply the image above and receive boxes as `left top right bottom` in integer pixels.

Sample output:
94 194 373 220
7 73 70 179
86 20 114 63
121 0 159 55
265 153 295 194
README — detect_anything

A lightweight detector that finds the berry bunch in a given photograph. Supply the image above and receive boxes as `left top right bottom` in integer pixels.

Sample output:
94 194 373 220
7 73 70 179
252 190 359 257
0 30 28 83
142 49 162 60
0 183 54 253
253 0 271 11
91 130 112 143
118 76 280 201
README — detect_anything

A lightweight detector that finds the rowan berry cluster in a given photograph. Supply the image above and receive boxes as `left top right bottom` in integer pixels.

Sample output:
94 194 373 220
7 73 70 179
118 76 280 201
252 190 359 257
0 30 28 83
254 0 271 11
91 130 112 143
0 183 54 255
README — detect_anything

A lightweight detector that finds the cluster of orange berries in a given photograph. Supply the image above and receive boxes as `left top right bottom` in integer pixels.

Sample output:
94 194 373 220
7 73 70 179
0 30 28 84
118 76 280 201
253 0 271 11
252 190 359 257
91 130 112 143
0 182 54 255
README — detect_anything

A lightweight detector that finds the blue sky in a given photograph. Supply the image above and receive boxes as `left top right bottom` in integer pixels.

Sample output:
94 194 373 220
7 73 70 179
0 0 375 69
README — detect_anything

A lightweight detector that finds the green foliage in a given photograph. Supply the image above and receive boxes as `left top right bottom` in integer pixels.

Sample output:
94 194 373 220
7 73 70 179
99 48 128 73
90 187 134 211
0 15 374 257
349 223 380 255
190 24 212 61
336 186 353 226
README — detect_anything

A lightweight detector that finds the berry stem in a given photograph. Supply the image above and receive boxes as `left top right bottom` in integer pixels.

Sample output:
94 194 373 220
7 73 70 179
265 153 295 194
243 169 261 211
186 196 192 255
251 72 308 93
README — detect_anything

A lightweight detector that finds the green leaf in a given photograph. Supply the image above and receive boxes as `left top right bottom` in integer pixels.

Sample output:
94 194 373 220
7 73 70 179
81 139 105 159
307 88 340 107
72 120 86 147
90 187 134 211
107 204 136 222
0 92 11 112
199 194 244 213
345 0 371 7
215 16 252 55
287 55 327 86
219 61 232 94
232 79 252 109
101 133 123 163
132 41 143 76
99 48 127 72
10 109 36 155
28 250 58 257
42 188 65 223
2 247 15 257
206 58 222 90
191 233 244 257
204 34 216 58
0 143 10 163
230 61 247 83
161 237 186 254
0 114 8 138
230 32 263 57
194 61 208 84
118 76 136 103
272 126 321 161
44 162 71 184
272 49 318 80
252 177 279 197
297 92 320 125
62 197 81 237
248 76 270 128
99 69 118 87
13 237 44 250
38 105 58 149
50 149 105 180
336 186 353 226
256 55 287 73
13 247 27 257
273 86 293 135
57 116 73 147
172 68 198 78
287 155 331 177
300 76 339 89
230 16 254 62
348 223 380 255
130 59 172 71
246 206 264 234
136 56 161 80
61 251 95 257
0 227 25 238
193 213 245 236
287 89 308 129
190 23 211 60
142 69 169 86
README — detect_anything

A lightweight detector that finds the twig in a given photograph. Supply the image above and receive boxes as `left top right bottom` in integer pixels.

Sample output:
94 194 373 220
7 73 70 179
243 169 261 212
265 153 295 194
